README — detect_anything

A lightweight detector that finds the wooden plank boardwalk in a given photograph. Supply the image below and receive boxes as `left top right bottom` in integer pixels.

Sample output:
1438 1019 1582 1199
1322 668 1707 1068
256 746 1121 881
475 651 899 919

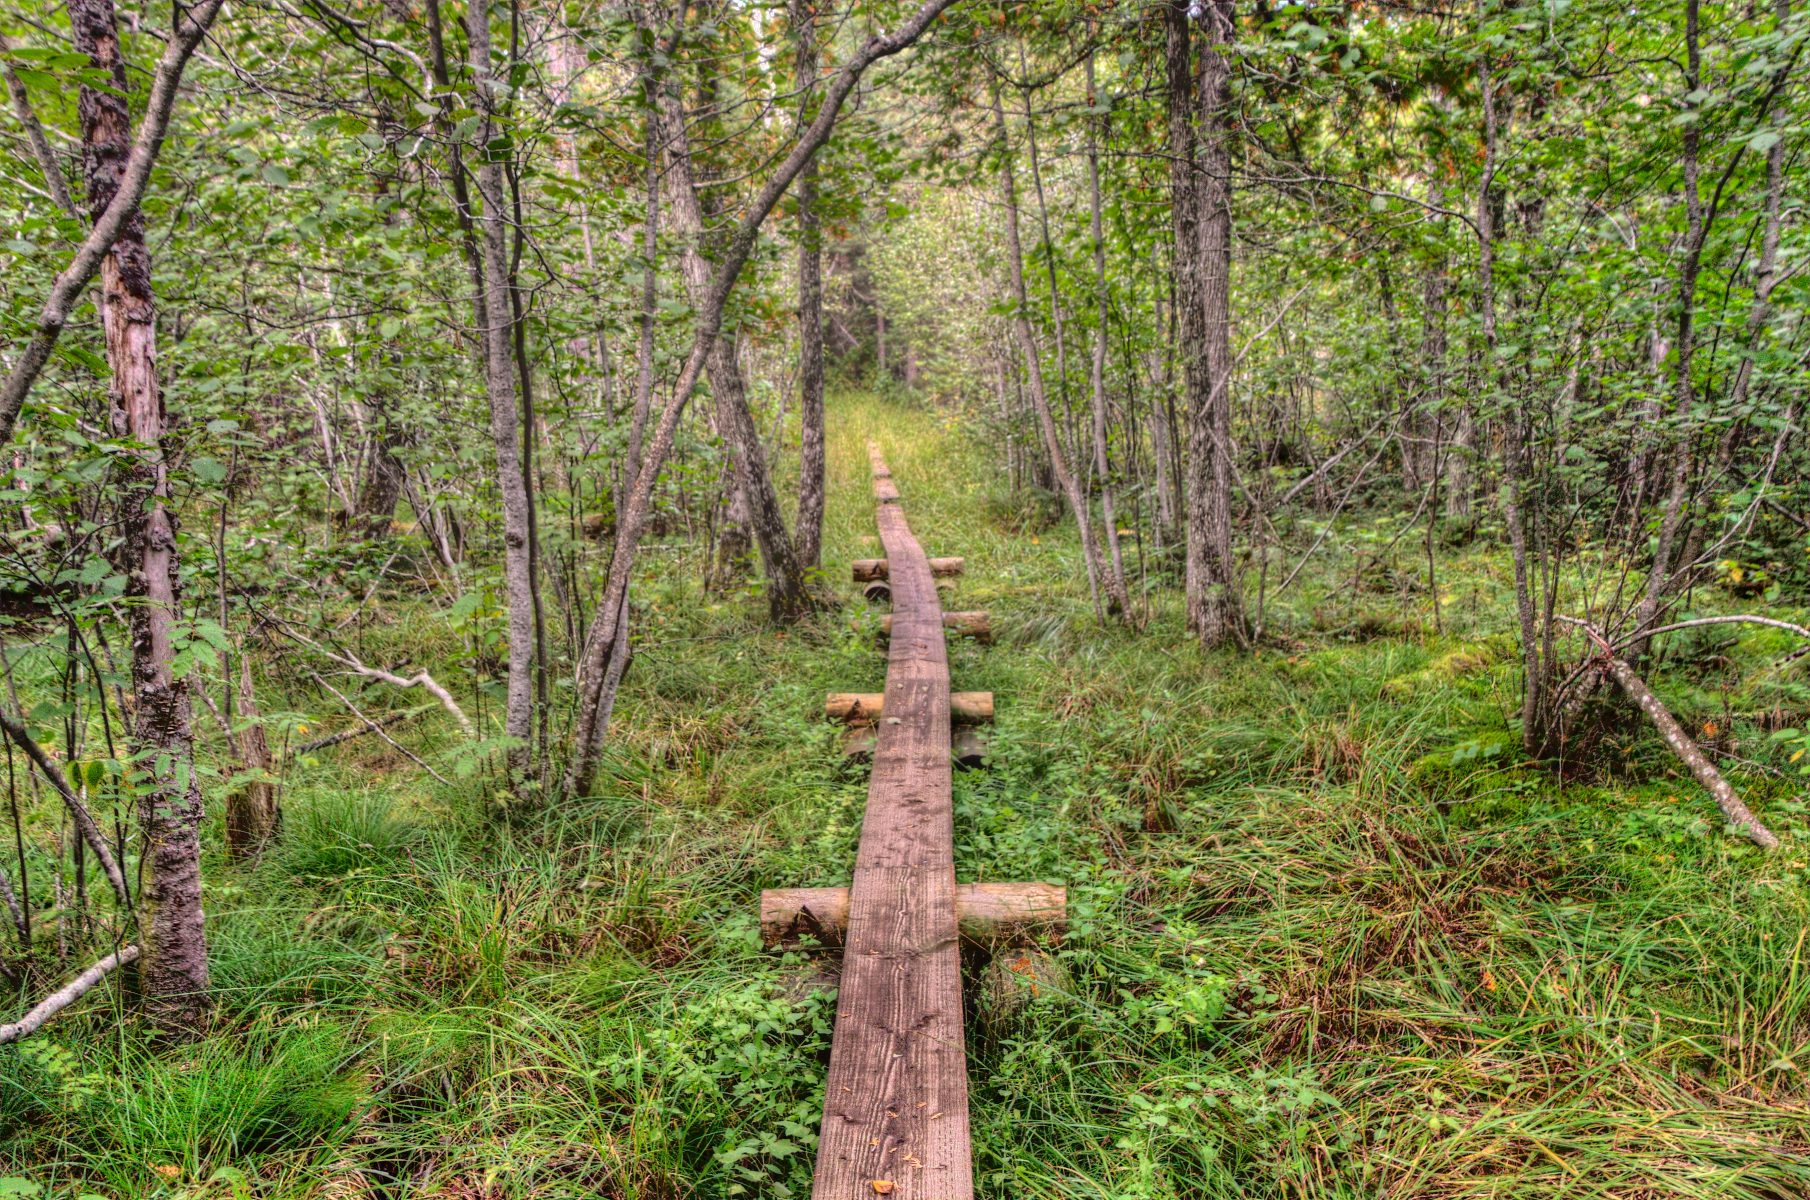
810 445 973 1200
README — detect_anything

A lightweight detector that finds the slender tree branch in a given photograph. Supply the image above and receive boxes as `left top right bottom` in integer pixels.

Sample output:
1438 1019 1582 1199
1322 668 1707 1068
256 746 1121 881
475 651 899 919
0 944 138 1044
0 712 132 910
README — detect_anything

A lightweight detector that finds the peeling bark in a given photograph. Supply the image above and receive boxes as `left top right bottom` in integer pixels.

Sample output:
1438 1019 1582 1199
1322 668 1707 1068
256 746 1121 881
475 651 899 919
71 0 209 1034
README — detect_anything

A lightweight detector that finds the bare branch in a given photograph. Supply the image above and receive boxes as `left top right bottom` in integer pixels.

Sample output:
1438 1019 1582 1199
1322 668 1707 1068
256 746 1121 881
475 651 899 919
1557 617 1780 849
0 944 138 1044
0 712 132 909
277 626 474 737
308 674 452 785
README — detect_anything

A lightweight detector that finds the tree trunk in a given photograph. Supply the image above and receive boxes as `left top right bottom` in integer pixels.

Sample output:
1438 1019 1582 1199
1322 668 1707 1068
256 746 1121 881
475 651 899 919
1168 1 1241 648
657 85 814 620
1085 46 1133 621
709 456 754 591
993 83 1107 623
563 0 960 801
793 0 826 572
1628 0 1706 665
224 658 278 858
1189 0 1242 646
468 0 537 786
71 0 209 1034
352 424 406 539
1478 58 1549 757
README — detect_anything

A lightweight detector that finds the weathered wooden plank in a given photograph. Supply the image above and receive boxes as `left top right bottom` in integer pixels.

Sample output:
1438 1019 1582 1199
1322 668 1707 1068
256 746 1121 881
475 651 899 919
812 447 973 1200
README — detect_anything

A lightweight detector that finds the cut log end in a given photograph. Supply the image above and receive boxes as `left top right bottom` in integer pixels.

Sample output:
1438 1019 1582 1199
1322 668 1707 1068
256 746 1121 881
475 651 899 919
952 726 989 769
761 882 1065 949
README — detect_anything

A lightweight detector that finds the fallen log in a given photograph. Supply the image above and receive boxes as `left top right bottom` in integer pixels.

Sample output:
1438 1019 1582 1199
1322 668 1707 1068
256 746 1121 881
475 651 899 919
825 690 994 724
852 556 964 581
879 610 991 643
1604 655 1779 849
1558 616 1780 849
762 882 1064 948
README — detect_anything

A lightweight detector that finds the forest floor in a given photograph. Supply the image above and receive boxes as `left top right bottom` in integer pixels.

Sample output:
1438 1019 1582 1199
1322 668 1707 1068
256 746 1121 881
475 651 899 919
6 394 1810 1198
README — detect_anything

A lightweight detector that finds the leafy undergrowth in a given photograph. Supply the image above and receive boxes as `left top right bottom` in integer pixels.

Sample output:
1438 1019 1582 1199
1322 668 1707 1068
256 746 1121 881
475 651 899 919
6 394 1810 1198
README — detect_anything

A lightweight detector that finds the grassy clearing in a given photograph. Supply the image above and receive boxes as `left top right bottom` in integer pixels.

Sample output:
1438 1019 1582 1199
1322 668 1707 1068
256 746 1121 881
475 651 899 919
5 393 1810 1197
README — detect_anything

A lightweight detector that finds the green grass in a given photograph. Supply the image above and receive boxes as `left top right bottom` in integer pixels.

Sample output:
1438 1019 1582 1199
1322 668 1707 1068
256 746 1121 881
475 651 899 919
4 393 1810 1197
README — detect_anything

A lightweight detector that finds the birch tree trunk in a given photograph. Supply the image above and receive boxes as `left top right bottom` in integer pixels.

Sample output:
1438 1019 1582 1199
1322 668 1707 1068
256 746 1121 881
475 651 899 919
71 0 210 1033
1085 47 1133 621
793 0 826 573
1187 0 1243 647
992 83 1107 623
468 0 537 786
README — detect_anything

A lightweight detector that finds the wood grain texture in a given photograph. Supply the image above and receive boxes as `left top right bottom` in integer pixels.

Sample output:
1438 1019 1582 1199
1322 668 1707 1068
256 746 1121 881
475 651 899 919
812 446 973 1200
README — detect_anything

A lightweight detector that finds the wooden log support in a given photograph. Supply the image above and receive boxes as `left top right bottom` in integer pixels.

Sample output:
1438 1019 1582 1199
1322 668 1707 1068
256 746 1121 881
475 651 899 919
810 446 973 1199
853 557 964 581
841 724 990 769
826 690 994 724
880 611 991 644
763 882 1066 949
862 579 893 604
952 726 989 769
